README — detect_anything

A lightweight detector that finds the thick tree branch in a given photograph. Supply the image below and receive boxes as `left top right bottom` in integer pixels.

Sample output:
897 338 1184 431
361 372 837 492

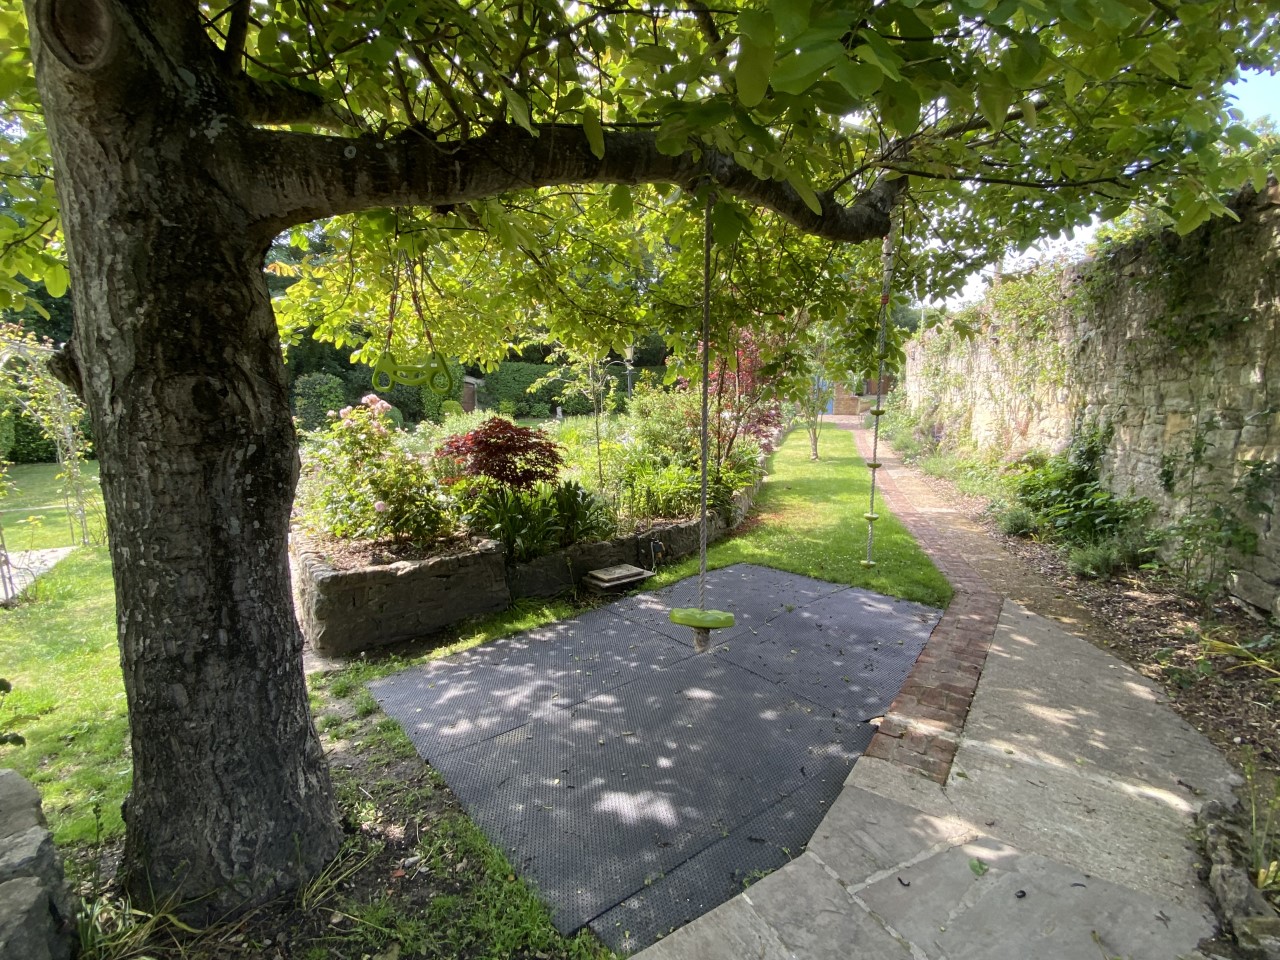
235 123 904 244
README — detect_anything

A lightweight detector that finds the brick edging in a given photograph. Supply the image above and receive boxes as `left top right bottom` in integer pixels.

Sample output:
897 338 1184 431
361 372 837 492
841 423 1002 783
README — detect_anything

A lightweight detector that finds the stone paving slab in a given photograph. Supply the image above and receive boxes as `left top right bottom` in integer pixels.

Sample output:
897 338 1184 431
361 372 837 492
965 603 1240 806
633 590 1234 960
858 834 1213 960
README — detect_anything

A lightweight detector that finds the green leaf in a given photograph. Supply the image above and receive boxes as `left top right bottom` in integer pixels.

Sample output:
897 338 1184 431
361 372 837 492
257 23 279 57
1146 43 1180 81
1020 98 1037 130
878 79 921 136
831 59 882 99
1064 69 1085 102
977 76 1014 131
969 857 989 877
771 42 845 95
856 30 903 81
43 262 69 299
738 10 776 47
608 184 633 219
711 200 750 247
506 89 534 133
583 109 605 160
786 171 823 216
770 0 812 39
735 38 774 107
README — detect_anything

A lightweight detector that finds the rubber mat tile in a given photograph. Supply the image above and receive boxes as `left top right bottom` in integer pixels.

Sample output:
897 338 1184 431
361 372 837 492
370 611 692 757
588 751 870 952
716 619 929 719
432 659 867 932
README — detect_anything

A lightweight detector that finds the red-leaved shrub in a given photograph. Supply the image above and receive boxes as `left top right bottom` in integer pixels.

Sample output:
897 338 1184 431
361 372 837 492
435 417 563 490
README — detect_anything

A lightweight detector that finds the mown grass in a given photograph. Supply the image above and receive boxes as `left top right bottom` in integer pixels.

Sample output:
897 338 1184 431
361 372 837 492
648 423 952 606
0 546 127 845
1 461 106 550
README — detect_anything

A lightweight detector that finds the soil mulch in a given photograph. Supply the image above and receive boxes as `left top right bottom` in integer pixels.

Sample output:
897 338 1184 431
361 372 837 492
914 471 1279 777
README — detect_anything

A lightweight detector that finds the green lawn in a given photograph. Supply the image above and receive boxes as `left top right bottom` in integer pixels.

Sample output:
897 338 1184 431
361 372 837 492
1 461 106 550
0 547 126 845
649 423 953 606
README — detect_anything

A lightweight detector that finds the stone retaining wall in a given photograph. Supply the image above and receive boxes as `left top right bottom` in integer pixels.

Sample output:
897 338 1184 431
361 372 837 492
0 769 76 960
293 464 767 656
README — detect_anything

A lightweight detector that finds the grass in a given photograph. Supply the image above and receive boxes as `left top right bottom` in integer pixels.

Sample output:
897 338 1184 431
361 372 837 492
648 424 953 606
2 424 950 958
0 546 127 845
1 461 106 550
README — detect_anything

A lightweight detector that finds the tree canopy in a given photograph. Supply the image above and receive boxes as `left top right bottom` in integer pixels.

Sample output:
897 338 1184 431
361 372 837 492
3 0 1277 363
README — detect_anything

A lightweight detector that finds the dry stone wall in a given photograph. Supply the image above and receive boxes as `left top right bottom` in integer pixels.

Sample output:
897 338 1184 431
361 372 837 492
0 769 76 960
903 184 1280 617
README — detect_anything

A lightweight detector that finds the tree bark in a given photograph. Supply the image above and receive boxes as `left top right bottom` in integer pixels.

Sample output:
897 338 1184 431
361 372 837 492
28 0 341 916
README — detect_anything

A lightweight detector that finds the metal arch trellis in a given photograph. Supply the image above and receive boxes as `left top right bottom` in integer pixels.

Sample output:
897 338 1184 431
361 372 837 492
0 337 97 577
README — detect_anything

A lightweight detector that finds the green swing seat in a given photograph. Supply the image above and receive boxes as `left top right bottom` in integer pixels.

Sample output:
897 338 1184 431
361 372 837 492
669 607 735 630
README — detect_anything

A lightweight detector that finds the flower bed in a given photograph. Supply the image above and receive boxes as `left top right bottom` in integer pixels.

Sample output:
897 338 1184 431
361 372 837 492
290 392 773 655
293 511 746 656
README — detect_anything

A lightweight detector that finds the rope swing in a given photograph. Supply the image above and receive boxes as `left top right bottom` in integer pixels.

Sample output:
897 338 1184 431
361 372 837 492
861 212 899 569
669 190 735 652
371 252 455 397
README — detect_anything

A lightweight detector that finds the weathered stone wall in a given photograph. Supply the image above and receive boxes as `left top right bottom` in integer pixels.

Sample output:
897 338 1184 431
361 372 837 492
0 769 76 960
903 184 1280 617
292 539 513 656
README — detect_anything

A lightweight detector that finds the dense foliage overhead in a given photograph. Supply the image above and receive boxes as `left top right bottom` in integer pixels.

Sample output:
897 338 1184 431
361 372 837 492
3 0 1277 362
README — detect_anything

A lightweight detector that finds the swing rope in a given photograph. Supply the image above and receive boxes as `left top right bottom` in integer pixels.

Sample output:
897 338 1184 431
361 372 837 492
863 212 899 568
669 187 735 650
697 189 713 612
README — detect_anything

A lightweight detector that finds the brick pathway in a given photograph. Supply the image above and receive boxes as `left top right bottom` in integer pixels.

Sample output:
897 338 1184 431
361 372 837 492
830 418 1004 783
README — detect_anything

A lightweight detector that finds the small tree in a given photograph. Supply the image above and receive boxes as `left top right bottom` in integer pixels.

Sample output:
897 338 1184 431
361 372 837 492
436 418 563 490
0 323 97 547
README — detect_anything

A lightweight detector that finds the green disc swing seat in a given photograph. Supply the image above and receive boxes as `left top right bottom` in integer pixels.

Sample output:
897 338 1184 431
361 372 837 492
669 188 734 653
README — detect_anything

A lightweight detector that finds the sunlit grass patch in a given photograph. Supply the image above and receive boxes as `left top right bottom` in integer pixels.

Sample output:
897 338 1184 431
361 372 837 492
0 546 127 844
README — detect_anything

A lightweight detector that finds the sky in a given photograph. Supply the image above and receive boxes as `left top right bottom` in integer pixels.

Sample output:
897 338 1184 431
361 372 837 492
944 69 1279 305
1227 69 1280 124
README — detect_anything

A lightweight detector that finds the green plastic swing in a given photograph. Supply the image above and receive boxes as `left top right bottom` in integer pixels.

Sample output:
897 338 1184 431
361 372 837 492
669 190 733 653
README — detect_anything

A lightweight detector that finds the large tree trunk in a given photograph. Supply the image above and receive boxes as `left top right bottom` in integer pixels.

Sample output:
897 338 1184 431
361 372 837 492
29 1 341 916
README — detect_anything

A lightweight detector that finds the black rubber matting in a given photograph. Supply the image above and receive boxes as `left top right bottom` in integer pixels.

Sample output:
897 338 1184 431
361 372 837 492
370 563 940 952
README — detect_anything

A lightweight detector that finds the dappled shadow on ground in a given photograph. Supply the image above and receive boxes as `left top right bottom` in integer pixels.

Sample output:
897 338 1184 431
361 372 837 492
372 564 940 952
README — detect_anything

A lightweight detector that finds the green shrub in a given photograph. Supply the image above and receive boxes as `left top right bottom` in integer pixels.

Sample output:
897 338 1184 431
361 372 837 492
440 400 464 417
469 484 563 562
292 372 347 432
467 479 613 562
297 395 453 544
997 505 1038 537
477 361 560 416
9 410 57 463
623 461 702 521
548 480 614 545
1067 541 1123 579
1013 424 1151 547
